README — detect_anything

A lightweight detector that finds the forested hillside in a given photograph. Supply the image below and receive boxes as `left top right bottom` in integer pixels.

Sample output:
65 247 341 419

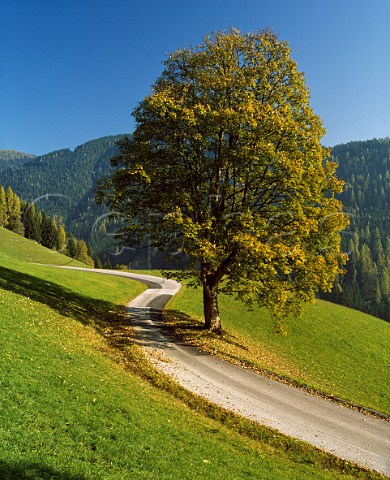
335 138 390 227
323 138 390 321
0 150 36 172
0 135 171 268
1 135 389 320
0 183 94 266
0 136 123 262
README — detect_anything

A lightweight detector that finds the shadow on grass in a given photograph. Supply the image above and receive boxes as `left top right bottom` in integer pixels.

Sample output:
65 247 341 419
164 309 249 351
0 265 130 335
0 460 87 480
163 309 205 330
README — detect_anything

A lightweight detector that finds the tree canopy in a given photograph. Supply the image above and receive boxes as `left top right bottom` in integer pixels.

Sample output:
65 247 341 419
97 28 348 332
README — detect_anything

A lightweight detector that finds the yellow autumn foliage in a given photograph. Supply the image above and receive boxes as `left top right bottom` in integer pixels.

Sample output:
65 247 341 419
97 28 349 331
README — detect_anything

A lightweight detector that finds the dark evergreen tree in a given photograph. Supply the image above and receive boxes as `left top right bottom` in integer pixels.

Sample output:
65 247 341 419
41 212 59 249
66 234 77 258
22 202 41 242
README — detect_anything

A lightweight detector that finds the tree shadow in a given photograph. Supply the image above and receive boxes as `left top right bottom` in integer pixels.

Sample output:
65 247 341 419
0 460 87 480
163 309 249 351
0 265 129 334
162 309 205 330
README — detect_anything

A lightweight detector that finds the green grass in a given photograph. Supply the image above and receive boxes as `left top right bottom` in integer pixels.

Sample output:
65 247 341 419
0 228 384 479
0 227 86 267
166 284 390 415
0 227 146 323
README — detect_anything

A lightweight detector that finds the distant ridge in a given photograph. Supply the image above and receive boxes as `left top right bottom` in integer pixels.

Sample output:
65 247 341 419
0 149 36 172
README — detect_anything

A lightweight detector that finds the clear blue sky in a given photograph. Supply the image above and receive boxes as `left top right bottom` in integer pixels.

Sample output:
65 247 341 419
1 0 389 155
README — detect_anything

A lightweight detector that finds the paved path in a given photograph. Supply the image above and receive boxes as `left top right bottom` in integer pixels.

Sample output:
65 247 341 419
55 267 390 476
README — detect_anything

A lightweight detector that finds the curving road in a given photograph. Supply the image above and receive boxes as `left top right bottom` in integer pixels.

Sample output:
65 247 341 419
55 267 390 476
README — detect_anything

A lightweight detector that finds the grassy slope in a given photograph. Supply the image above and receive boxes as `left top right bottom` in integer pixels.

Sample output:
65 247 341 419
0 228 383 479
167 285 390 415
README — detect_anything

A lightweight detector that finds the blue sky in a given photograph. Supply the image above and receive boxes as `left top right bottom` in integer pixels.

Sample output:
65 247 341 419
1 0 389 155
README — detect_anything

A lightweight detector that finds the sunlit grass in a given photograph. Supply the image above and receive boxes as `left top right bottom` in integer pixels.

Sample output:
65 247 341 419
0 283 378 479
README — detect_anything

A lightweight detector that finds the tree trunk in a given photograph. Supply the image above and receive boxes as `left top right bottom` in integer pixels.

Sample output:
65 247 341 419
203 281 222 332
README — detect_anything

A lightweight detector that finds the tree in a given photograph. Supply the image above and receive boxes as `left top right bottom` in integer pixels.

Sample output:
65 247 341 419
5 186 24 235
74 239 94 267
57 225 67 253
97 28 348 332
66 234 77 258
0 185 7 227
22 202 42 242
41 212 59 249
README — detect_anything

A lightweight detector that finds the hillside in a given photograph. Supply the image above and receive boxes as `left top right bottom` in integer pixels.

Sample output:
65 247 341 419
1 227 380 479
0 149 36 172
334 138 390 222
0 226 87 267
324 138 390 321
0 135 179 268
0 135 123 242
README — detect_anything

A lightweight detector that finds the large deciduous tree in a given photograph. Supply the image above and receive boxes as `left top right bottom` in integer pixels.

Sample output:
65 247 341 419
97 28 348 332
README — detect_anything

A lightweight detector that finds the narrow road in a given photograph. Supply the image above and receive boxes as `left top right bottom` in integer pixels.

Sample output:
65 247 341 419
56 267 390 476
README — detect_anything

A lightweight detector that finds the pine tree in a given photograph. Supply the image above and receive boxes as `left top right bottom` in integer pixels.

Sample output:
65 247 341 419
23 202 41 242
385 237 390 259
381 266 390 298
66 234 77 258
375 278 382 307
359 244 376 304
41 213 59 249
94 256 103 268
372 227 383 262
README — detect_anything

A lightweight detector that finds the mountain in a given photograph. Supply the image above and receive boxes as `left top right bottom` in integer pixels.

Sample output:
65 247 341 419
0 135 124 262
0 149 36 172
0 134 174 269
322 138 390 321
333 138 390 231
